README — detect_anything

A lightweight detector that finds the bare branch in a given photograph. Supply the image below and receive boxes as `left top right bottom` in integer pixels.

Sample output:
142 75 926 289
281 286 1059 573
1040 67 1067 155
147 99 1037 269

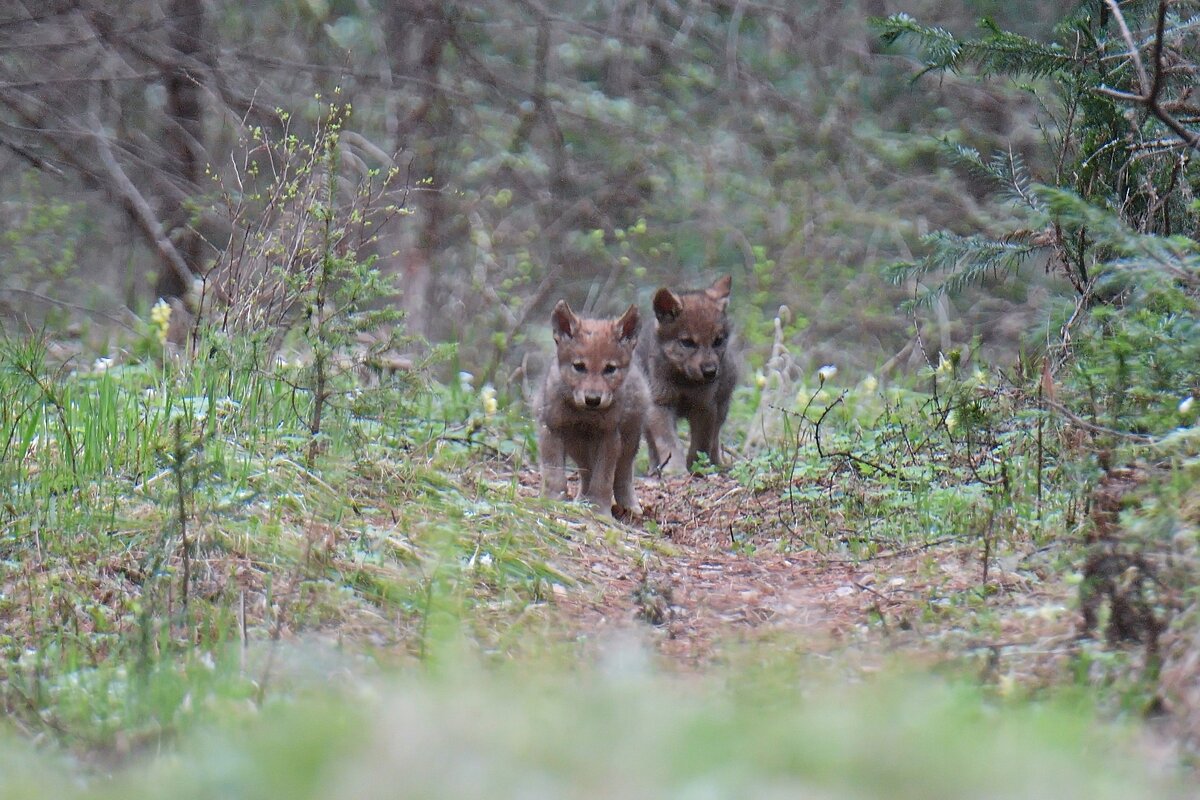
1096 86 1144 102
91 121 196 294
1147 0 1168 101
0 131 62 174
0 288 137 332
1101 0 1200 154
1104 0 1149 92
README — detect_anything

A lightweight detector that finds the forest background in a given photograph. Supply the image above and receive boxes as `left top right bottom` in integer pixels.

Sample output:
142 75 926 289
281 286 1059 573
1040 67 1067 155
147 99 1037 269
1 0 1200 797
3 0 1073 375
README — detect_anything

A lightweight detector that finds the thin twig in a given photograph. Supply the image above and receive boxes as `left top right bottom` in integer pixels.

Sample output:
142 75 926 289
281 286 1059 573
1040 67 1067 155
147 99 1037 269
1104 0 1149 91
0 289 139 332
1042 397 1154 442
811 390 848 459
1101 0 1200 153
821 536 961 564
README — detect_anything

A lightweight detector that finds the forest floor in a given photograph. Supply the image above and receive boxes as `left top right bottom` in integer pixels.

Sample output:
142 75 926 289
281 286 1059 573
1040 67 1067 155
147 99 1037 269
506 468 1081 684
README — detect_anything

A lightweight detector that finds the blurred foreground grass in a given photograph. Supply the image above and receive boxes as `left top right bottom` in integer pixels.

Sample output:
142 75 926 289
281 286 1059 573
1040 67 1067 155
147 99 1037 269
3 641 1184 800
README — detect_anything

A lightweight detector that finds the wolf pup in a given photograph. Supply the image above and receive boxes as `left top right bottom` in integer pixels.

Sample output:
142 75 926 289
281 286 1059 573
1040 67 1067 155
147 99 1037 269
537 301 649 517
638 274 738 474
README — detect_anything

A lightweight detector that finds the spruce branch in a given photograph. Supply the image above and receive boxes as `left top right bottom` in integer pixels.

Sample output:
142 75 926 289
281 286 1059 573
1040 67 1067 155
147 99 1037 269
1034 185 1198 263
873 13 1079 78
885 231 1041 309
940 142 1038 210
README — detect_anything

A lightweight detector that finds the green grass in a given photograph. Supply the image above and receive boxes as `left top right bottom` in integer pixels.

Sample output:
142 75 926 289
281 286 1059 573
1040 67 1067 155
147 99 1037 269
0 332 582 751
730 370 1078 560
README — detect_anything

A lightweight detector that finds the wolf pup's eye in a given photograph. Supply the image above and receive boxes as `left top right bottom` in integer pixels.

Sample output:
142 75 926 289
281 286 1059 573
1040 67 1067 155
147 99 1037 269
602 363 618 376
572 361 587 373
680 338 698 349
713 335 726 348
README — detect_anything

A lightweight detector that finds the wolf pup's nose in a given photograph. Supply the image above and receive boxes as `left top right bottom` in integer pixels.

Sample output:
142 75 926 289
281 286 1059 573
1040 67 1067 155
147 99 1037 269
701 365 718 381
584 394 602 407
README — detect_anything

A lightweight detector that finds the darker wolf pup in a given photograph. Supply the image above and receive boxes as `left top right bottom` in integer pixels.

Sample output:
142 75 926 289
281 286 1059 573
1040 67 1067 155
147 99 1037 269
638 274 738 474
537 301 649 517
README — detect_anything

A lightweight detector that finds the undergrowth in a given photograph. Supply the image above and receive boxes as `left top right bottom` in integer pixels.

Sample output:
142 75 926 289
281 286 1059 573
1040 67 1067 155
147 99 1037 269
0 330 575 752
1 302 1195 791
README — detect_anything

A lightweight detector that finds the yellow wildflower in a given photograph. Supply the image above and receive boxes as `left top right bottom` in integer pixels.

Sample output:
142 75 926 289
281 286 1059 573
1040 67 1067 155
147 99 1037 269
935 352 953 375
150 299 172 346
481 385 498 417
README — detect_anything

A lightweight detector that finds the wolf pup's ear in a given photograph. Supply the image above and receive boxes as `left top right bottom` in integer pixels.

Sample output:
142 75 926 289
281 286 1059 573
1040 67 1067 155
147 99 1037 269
652 288 684 323
706 275 732 312
551 300 580 342
615 304 640 345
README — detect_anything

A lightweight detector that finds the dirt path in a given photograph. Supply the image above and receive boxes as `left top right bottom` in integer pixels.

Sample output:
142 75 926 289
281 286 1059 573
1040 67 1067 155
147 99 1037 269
515 471 1079 671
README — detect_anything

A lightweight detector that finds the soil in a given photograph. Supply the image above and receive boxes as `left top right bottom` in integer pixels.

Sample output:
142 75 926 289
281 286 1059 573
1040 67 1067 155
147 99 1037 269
513 469 1082 676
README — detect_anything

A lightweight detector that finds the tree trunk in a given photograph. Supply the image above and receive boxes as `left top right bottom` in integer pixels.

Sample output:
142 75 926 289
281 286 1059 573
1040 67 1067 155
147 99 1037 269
388 2 455 336
156 0 208 301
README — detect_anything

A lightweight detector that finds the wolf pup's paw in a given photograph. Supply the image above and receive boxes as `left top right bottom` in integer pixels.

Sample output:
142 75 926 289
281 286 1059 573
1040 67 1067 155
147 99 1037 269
613 501 643 522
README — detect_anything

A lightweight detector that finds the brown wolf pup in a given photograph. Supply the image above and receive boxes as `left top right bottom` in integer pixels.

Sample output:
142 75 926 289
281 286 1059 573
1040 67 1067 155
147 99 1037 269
637 274 738 474
537 301 649 517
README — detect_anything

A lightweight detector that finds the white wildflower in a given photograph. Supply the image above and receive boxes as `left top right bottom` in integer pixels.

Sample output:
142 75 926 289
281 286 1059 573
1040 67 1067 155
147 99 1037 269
93 356 114 372
817 364 837 384
1180 396 1195 415
458 371 475 392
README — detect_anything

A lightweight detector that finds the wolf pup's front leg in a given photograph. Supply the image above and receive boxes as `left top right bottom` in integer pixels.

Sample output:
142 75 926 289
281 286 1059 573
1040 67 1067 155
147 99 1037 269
643 401 686 475
538 421 568 500
612 399 646 514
